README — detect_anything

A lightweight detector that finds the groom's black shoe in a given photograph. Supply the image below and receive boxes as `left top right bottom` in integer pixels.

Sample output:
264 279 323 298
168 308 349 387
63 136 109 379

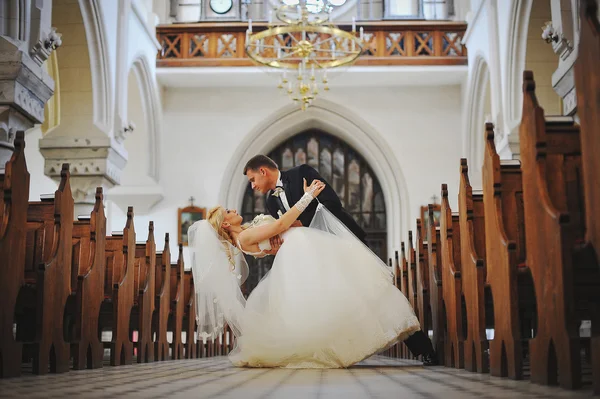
422 352 439 366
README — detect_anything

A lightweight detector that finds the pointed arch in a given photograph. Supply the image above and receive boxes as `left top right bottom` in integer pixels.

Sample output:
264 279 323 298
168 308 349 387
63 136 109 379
219 99 410 251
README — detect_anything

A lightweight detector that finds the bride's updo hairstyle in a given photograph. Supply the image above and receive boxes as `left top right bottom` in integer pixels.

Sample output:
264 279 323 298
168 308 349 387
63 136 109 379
206 205 238 267
207 206 233 244
207 206 249 266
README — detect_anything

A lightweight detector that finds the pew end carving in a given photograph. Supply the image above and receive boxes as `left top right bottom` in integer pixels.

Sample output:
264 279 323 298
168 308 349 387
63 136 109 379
70 187 106 370
520 71 599 390
18 164 73 374
154 234 171 361
459 158 489 373
169 244 185 360
440 184 464 368
0 132 29 377
133 221 156 363
574 1 600 393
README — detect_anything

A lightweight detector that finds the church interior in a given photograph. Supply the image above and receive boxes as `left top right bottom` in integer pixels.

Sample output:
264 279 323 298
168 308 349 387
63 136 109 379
0 0 599 396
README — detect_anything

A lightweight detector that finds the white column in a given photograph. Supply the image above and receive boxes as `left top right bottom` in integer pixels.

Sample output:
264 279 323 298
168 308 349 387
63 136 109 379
547 0 577 115
39 136 127 216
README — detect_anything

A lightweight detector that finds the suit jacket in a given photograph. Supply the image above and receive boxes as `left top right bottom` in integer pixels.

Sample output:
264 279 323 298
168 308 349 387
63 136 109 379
266 164 367 244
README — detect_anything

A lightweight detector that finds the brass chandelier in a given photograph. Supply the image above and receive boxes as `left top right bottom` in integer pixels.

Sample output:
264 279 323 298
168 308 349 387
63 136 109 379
244 0 364 110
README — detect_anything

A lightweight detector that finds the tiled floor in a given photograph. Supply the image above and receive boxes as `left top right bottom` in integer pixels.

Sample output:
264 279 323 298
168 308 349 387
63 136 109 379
0 356 595 398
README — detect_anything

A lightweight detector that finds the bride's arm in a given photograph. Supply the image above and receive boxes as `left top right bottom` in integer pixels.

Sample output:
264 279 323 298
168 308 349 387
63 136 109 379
239 179 325 247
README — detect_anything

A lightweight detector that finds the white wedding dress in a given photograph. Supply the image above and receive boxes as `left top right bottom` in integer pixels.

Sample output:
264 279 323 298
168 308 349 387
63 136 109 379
225 210 422 368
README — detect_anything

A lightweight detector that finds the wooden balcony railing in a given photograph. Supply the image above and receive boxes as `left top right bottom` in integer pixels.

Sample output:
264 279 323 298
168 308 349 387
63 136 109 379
156 21 468 67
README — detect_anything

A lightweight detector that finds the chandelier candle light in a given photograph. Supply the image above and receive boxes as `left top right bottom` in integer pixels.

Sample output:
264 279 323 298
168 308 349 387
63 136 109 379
244 0 364 110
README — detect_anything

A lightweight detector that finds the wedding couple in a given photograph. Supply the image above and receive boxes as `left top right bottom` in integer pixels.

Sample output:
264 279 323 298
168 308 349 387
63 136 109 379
188 155 438 368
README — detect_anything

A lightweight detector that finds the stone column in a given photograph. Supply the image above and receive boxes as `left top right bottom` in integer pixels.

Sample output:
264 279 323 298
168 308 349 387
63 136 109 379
0 0 59 166
544 0 577 115
39 135 128 217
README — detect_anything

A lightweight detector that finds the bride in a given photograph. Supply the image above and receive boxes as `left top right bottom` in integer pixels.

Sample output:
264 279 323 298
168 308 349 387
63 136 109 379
188 179 422 368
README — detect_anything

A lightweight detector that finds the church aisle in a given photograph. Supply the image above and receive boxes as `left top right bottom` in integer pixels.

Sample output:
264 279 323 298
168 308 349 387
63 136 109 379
0 356 594 398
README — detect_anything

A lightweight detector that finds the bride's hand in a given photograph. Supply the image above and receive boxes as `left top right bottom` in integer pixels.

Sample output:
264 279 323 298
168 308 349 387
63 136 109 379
303 178 326 197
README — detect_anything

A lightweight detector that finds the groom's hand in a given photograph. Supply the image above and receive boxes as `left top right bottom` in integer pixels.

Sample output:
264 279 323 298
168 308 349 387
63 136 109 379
291 220 303 227
264 235 283 256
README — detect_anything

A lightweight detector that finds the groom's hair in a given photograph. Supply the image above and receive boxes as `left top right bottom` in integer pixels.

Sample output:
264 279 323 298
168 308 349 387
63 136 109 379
243 155 279 175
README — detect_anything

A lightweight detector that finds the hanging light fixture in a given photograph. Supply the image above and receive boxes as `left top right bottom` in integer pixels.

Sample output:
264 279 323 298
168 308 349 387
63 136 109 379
245 0 364 110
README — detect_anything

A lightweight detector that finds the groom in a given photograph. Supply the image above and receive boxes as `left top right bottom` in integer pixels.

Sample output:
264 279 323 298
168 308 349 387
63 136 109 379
243 155 439 366
243 154 366 242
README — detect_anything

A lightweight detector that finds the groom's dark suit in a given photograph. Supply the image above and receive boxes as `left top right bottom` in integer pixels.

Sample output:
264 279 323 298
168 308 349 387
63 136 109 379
265 163 437 364
266 164 367 244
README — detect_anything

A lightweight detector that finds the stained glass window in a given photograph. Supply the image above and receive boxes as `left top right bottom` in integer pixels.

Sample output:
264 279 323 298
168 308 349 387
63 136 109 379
241 129 388 294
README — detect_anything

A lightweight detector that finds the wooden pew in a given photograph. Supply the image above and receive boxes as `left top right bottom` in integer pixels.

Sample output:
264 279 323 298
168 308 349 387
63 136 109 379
393 255 401 291
407 232 419 323
102 207 135 366
392 255 401 358
482 123 526 379
458 158 489 373
18 164 73 374
0 132 29 377
133 221 156 363
401 246 409 308
520 71 600 389
169 244 185 360
575 0 600 268
427 204 445 364
440 184 464 368
574 2 600 393
400 246 410 359
70 188 106 370
416 217 431 341
154 234 171 361
183 270 197 359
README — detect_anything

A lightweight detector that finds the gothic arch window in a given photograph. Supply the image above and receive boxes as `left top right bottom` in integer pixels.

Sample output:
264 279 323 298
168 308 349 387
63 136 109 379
241 129 387 294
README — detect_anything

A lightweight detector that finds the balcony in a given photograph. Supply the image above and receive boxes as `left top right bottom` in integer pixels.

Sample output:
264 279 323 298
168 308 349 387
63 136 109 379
156 21 468 68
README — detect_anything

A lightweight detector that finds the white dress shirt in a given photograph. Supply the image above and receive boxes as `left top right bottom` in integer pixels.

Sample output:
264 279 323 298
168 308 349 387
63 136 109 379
276 172 291 211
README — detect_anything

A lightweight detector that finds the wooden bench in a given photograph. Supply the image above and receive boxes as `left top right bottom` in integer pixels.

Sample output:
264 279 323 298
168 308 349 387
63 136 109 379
169 244 185 360
0 132 29 377
482 123 527 379
408 231 419 323
458 158 489 373
101 207 136 366
154 234 171 361
19 164 73 374
520 71 600 389
574 1 600 393
401 246 411 358
70 188 106 370
427 204 445 364
440 184 464 368
416 217 431 342
133 221 156 363
391 254 402 358
183 270 197 359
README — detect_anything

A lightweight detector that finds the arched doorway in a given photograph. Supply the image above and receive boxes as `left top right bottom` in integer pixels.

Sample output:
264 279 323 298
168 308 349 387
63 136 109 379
241 129 387 293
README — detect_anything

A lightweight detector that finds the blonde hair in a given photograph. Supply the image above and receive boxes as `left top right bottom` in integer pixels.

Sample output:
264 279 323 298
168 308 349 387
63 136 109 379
207 206 248 266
